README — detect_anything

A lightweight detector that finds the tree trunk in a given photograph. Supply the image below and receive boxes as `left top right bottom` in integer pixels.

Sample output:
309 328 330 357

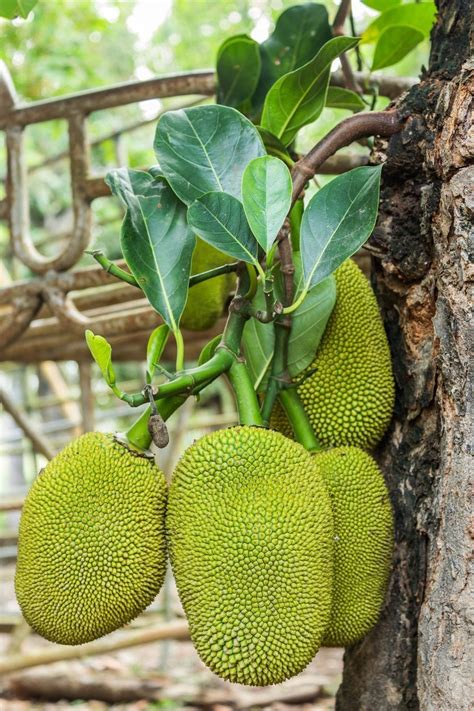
337 2 472 710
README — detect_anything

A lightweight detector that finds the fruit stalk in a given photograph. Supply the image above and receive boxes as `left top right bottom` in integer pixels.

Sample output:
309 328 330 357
278 388 321 452
227 359 263 427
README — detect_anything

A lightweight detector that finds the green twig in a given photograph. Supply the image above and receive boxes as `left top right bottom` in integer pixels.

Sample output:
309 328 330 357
278 388 322 451
89 250 239 290
227 359 263 427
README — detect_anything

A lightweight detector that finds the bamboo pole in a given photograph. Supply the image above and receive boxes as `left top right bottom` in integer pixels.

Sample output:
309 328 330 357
0 620 190 675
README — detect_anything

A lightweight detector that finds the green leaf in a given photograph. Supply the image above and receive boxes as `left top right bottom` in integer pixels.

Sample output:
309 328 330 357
361 0 401 10
326 86 365 112
286 263 336 377
0 0 38 19
256 127 294 167
105 168 196 330
85 330 115 387
187 191 259 266
154 105 265 206
242 156 292 254
372 25 424 70
301 165 382 290
261 36 359 146
242 259 336 390
252 3 332 113
242 282 273 391
216 34 261 108
362 2 436 44
198 333 222 366
146 324 170 383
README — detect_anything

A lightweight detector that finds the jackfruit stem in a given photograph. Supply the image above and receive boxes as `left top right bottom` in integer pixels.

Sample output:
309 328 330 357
278 388 322 452
125 396 186 451
227 360 263 427
89 250 239 291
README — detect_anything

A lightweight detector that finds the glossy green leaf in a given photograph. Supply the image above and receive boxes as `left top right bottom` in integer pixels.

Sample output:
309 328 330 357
0 0 38 19
242 156 292 254
326 86 365 112
242 283 273 391
257 127 294 167
361 0 401 10
187 191 259 265
85 330 115 387
301 165 382 290
242 258 336 390
105 168 195 330
154 105 265 206
261 36 359 146
372 25 424 70
146 324 170 383
286 262 336 377
362 2 436 44
198 333 222 366
216 34 261 107
252 3 332 114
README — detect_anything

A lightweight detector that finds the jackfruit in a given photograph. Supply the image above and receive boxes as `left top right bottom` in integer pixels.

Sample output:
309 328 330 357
272 259 394 448
15 432 167 645
181 239 235 331
316 447 393 647
167 426 334 686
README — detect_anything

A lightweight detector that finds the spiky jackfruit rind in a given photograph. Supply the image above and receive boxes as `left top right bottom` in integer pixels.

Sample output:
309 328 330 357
271 259 394 448
15 432 167 645
316 447 393 647
167 426 334 686
181 239 235 331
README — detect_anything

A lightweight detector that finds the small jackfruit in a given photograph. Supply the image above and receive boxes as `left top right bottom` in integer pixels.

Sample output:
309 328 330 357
272 259 394 448
15 432 167 645
167 426 334 686
316 447 393 647
181 239 235 331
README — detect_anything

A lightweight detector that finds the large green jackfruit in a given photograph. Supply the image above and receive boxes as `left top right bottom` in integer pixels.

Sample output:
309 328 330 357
316 447 393 647
181 239 235 331
272 259 394 448
167 426 334 686
15 432 167 645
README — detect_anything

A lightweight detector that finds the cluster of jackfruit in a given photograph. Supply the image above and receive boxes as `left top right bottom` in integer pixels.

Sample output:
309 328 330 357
181 239 236 331
271 259 394 449
15 424 393 686
167 426 393 685
15 256 395 685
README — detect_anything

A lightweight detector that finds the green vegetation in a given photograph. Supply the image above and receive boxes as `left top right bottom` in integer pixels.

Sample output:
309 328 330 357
8 0 438 685
15 432 167 645
167 426 334 685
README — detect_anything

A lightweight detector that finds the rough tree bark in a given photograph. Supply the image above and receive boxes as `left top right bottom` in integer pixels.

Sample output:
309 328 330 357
337 2 472 710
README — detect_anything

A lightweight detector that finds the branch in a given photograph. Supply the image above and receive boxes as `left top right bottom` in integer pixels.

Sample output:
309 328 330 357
89 250 239 290
291 110 403 205
333 0 351 34
333 1 364 97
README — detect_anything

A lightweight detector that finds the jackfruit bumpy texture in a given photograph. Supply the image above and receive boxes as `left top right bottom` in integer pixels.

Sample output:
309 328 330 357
271 259 394 448
316 447 393 647
15 432 167 645
167 426 334 686
181 239 235 331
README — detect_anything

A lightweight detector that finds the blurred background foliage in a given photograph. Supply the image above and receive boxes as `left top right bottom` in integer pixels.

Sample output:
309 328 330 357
0 0 430 274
